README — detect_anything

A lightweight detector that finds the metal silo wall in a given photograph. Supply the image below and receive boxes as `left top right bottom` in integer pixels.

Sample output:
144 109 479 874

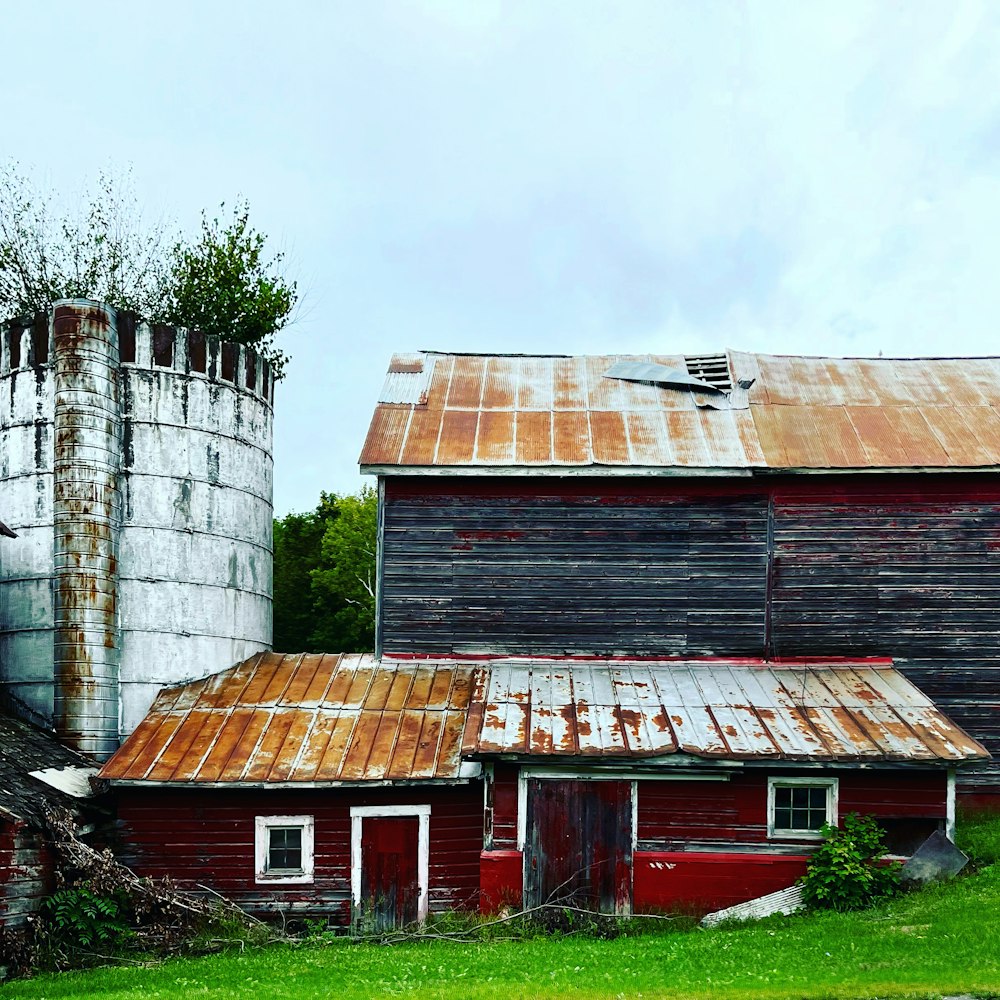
116 318 273 735
0 315 56 724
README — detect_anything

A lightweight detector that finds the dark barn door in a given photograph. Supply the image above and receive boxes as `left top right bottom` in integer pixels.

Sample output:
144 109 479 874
359 817 420 931
524 779 632 913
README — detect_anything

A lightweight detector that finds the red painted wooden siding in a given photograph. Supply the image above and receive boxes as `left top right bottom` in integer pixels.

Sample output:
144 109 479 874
638 771 946 853
480 850 522 912
633 852 811 914
116 786 482 920
489 764 520 850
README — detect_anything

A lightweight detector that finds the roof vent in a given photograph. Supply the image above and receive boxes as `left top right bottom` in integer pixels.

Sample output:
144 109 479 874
604 361 724 394
684 354 732 392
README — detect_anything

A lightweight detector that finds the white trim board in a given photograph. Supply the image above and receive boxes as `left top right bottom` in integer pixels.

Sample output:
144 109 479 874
766 777 838 841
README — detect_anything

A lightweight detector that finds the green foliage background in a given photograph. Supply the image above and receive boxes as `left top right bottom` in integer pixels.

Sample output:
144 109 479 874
272 487 377 654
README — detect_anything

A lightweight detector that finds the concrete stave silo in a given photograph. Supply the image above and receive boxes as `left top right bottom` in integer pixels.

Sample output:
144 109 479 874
0 300 274 758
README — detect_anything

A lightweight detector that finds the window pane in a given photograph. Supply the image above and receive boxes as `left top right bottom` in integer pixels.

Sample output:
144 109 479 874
269 826 303 871
773 784 829 831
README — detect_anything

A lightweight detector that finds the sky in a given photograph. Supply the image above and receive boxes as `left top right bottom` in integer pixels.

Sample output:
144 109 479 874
4 1 1000 514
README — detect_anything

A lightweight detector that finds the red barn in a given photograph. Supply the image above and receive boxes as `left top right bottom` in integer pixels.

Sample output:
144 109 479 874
101 350 996 922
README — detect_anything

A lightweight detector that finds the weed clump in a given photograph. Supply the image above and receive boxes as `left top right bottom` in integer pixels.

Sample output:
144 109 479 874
800 812 900 911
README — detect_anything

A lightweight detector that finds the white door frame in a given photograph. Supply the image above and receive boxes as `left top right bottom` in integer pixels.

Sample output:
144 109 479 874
350 804 431 923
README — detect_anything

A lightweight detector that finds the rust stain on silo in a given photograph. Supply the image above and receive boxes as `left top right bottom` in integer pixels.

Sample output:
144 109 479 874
52 301 122 761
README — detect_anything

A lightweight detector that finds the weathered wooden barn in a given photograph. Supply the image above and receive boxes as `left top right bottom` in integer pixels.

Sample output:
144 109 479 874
360 351 1000 795
100 349 997 923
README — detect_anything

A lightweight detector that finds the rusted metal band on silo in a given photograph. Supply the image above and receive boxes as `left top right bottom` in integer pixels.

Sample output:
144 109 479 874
52 300 122 760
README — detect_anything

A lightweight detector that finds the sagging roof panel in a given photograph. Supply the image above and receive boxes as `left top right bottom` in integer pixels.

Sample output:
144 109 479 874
360 351 1000 473
461 658 988 764
99 652 475 785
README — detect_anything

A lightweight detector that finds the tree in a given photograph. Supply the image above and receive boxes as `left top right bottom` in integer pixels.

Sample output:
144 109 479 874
164 201 297 378
272 487 378 654
0 163 171 318
311 487 378 652
0 164 296 377
271 509 332 654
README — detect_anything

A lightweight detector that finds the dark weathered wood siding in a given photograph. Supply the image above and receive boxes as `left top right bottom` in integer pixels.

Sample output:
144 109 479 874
381 476 1000 784
116 786 482 920
0 818 54 929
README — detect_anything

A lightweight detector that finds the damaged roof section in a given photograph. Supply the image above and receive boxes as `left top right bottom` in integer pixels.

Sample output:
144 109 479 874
360 351 1000 473
99 652 477 785
0 714 99 825
461 658 989 764
361 352 764 472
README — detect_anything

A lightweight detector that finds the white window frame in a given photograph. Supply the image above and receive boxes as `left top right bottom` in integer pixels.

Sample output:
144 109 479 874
767 777 838 840
254 815 315 884
350 805 431 923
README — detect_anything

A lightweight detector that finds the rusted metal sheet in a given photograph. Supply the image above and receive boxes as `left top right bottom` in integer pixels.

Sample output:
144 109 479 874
462 658 989 763
99 653 476 784
360 352 765 472
360 351 1000 472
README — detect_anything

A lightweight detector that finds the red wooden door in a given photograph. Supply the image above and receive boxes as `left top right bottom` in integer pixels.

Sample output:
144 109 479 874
524 779 632 914
359 817 420 931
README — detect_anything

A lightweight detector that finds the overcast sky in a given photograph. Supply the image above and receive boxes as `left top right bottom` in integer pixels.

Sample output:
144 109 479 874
5 1 1000 513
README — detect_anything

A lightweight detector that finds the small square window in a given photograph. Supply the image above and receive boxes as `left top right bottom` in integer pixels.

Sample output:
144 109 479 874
268 826 303 873
255 815 314 884
767 778 837 840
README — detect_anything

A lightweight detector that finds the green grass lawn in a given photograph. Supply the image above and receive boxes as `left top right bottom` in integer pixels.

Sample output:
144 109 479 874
7 813 1000 1000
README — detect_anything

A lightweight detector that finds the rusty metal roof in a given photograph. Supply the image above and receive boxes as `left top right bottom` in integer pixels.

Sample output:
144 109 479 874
360 352 765 472
461 658 989 764
99 653 476 785
359 351 1000 473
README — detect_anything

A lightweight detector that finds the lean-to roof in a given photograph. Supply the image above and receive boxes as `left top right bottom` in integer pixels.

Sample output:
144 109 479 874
98 652 477 786
462 657 989 764
100 654 988 785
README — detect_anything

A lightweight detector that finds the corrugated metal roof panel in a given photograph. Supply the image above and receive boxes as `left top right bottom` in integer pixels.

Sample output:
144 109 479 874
99 653 476 785
360 351 1000 472
461 657 988 764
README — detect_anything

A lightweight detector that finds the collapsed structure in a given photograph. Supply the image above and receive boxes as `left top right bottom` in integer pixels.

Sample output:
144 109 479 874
101 349 995 926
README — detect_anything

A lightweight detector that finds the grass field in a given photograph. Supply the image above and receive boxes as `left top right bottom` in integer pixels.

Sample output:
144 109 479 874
7 812 1000 1000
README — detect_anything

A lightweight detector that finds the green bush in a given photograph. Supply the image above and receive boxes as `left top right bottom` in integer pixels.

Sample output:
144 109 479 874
800 812 900 911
